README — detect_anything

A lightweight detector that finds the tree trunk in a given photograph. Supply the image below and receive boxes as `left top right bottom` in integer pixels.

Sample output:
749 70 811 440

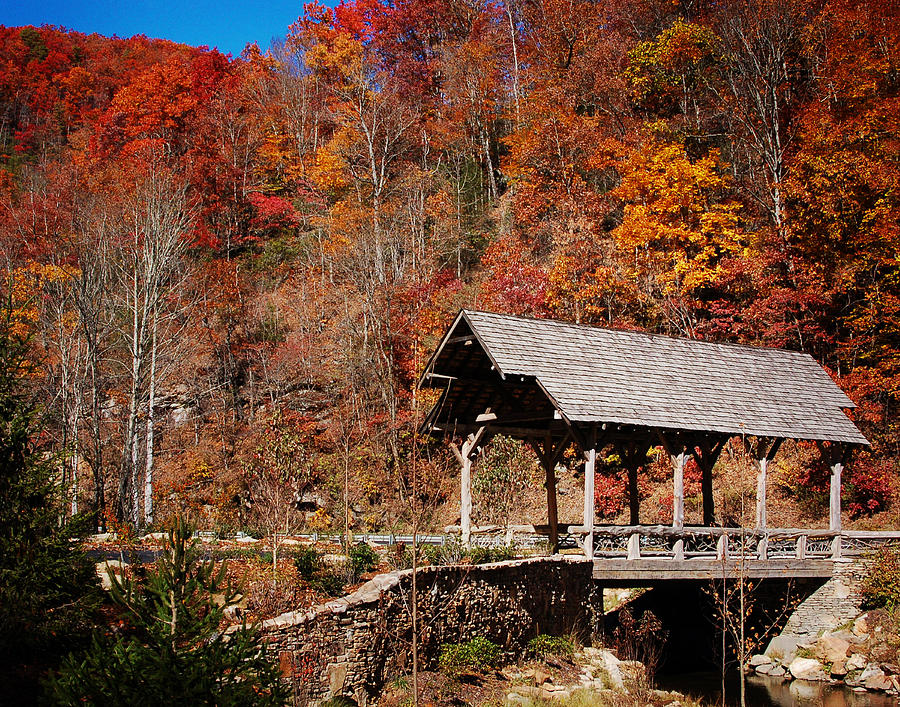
144 305 158 527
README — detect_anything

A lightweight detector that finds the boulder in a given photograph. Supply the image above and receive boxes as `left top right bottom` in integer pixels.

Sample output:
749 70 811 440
585 648 625 691
863 673 893 692
140 532 167 542
852 614 869 637
830 660 847 678
749 654 772 667
768 666 787 678
846 653 867 672
859 664 885 683
501 666 522 681
788 657 828 681
88 532 117 543
814 635 850 664
765 634 802 664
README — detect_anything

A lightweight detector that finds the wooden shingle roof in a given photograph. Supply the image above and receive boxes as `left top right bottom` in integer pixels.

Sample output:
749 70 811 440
422 310 869 445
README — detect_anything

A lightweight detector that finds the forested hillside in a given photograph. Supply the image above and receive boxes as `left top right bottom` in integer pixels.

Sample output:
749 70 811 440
1 0 898 534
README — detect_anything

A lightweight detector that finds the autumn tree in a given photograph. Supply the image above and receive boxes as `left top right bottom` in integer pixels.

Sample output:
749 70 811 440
115 151 196 527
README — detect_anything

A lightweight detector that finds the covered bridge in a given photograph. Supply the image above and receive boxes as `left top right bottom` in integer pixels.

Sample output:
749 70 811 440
419 310 872 575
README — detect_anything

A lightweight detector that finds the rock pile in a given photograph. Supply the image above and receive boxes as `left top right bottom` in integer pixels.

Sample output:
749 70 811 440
748 613 900 695
504 648 688 705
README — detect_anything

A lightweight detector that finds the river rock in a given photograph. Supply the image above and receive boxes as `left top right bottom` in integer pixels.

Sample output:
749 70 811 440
846 653 867 671
749 654 772 667
789 657 828 681
864 673 893 691
830 660 847 678
585 648 625 691
766 634 802 664
859 664 889 691
814 635 850 663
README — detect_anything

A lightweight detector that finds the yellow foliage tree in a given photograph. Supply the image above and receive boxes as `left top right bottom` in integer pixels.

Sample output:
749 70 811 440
613 140 746 335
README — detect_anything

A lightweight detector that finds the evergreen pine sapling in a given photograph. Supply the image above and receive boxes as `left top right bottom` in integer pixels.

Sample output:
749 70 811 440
49 516 289 706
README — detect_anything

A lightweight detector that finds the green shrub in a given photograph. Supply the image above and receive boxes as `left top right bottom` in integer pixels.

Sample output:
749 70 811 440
438 637 501 673
348 542 379 581
295 547 322 579
861 547 900 609
295 547 345 596
527 634 576 660
423 538 465 566
468 544 515 564
310 570 345 597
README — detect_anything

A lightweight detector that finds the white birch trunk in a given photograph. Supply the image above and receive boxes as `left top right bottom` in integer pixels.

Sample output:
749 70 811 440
144 305 158 526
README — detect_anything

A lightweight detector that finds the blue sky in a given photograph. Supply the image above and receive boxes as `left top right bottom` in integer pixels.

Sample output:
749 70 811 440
0 0 317 58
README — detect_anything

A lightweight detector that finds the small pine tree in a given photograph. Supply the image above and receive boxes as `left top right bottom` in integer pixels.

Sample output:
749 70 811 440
0 293 100 702
49 517 289 706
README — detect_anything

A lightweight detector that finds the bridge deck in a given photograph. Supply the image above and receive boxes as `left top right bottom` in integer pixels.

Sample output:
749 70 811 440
592 557 834 583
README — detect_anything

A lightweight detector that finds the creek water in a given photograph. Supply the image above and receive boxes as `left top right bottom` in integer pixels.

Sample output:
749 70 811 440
656 671 899 706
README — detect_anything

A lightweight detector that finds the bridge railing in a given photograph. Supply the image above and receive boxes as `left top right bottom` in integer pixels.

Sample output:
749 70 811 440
581 525 900 561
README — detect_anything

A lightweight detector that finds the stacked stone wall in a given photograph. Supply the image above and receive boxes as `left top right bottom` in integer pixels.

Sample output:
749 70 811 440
781 558 871 639
260 557 594 705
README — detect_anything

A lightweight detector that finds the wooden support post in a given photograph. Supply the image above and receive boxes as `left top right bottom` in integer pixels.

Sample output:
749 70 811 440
830 456 843 532
756 456 768 530
819 441 850 558
743 438 781 531
796 534 807 560
628 465 639 526
461 451 472 546
716 534 729 560
832 535 843 559
658 432 689 531
757 536 768 560
627 533 641 560
545 461 559 554
701 462 715 527
695 437 724 527
617 440 646 527
529 433 570 555
672 538 685 561
583 428 597 560
450 426 488 547
672 450 686 530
